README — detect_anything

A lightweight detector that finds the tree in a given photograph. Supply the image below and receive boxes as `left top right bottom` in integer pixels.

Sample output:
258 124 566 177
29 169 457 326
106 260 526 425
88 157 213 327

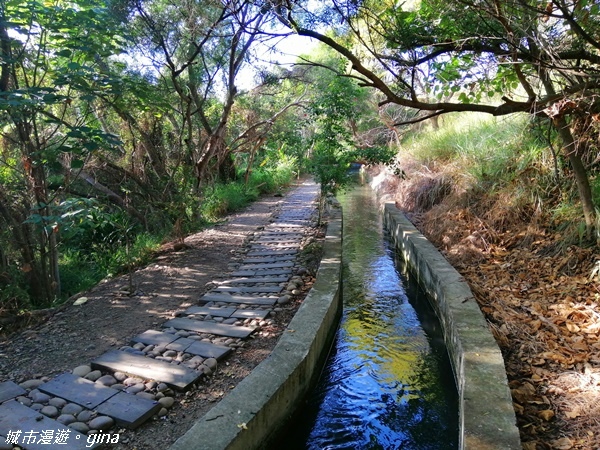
128 0 272 187
272 0 600 236
0 0 126 304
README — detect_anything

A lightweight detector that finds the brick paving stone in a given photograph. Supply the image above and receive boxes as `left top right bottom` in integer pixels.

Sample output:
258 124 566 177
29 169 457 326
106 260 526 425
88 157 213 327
166 337 196 352
131 330 179 347
184 341 232 360
230 309 270 320
91 351 202 391
255 237 303 244
0 401 96 449
267 223 303 228
0 381 26 404
230 269 292 277
260 231 303 236
241 255 296 263
184 306 236 317
220 276 289 284
200 293 278 305
163 318 255 339
238 261 294 270
213 285 283 294
39 373 118 410
249 244 300 251
246 249 298 257
94 391 160 429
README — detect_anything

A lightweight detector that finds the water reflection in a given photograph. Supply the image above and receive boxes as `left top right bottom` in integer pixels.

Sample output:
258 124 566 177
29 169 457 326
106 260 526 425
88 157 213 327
271 183 457 449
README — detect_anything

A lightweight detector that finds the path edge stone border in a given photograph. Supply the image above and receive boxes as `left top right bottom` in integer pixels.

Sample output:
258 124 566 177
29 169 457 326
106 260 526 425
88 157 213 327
168 198 343 450
383 203 521 450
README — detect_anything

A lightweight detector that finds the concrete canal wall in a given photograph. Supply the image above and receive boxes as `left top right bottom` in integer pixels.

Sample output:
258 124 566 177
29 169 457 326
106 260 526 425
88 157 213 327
383 203 521 450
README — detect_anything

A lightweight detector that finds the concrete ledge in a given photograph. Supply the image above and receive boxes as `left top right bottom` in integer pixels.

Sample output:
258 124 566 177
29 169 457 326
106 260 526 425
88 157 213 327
169 201 343 450
383 203 521 450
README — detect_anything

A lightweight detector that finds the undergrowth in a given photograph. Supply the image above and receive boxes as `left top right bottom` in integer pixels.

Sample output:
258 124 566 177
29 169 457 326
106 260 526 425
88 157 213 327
200 161 296 221
3 161 298 313
399 112 587 245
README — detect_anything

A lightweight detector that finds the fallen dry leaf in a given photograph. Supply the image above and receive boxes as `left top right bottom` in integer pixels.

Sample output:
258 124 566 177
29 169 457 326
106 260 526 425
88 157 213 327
538 409 555 421
550 437 573 449
564 409 580 419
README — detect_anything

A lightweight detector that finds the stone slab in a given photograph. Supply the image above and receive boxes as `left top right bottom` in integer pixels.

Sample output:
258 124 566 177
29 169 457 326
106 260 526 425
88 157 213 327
214 285 283 294
163 318 255 339
267 223 304 228
238 261 294 270
255 238 302 244
231 269 293 277
241 256 295 264
0 400 98 449
230 309 270 320
246 249 298 257
260 231 303 236
229 270 257 277
220 276 289 284
250 241 301 247
131 330 179 347
185 341 232 360
0 381 26 404
273 218 310 222
91 351 202 391
201 293 278 306
249 244 300 252
38 373 118 409
166 337 196 352
95 391 160 429
185 306 236 317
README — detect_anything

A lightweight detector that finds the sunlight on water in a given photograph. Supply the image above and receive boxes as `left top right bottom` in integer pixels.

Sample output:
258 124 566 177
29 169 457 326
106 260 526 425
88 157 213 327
271 181 458 450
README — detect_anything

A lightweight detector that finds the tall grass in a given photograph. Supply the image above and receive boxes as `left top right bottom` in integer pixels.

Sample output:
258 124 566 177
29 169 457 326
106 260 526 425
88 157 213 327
404 113 548 188
201 157 297 221
401 112 596 244
59 231 164 298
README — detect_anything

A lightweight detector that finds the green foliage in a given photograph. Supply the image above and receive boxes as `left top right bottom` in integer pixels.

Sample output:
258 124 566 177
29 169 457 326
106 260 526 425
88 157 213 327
307 56 365 192
250 154 297 194
57 199 140 254
405 113 547 188
201 158 297 222
351 145 396 166
309 145 353 193
100 232 163 278
201 183 250 221
58 250 104 298
0 267 30 311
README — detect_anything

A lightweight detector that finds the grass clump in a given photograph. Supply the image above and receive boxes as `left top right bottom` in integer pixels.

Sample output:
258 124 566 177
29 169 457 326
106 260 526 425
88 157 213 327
201 157 297 221
398 112 594 245
405 113 546 186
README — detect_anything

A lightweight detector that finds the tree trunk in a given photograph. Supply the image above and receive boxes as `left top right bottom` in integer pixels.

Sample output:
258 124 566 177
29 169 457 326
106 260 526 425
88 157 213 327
553 117 596 238
217 152 236 182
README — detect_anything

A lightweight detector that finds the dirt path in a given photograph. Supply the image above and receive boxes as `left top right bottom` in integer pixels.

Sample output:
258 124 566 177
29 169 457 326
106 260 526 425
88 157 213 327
0 179 321 449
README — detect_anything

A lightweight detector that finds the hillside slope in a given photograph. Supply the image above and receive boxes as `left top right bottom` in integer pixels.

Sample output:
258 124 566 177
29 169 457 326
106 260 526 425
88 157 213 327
369 164 600 450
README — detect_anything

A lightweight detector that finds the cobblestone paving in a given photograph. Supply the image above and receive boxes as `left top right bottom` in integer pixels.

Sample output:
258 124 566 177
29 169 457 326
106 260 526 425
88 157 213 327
0 181 320 450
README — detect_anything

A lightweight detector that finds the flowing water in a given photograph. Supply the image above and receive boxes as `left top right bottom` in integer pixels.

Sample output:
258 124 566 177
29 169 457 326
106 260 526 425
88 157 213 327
273 182 458 449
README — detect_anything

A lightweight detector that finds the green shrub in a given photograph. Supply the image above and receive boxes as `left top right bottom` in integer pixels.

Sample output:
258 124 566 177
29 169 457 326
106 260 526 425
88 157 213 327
201 182 252 221
59 250 103 298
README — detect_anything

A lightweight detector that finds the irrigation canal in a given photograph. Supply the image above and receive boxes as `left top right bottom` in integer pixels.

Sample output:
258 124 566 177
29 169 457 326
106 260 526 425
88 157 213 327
272 180 459 449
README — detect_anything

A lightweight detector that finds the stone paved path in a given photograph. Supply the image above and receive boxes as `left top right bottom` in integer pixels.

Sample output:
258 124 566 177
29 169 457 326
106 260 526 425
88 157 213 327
0 181 320 450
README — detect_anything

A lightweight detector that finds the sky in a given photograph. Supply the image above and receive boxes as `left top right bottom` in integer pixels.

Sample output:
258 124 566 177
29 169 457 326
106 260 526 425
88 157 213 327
237 32 319 91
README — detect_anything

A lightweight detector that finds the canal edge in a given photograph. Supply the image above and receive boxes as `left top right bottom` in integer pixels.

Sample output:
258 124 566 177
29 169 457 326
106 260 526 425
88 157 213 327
168 196 343 450
383 203 521 450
